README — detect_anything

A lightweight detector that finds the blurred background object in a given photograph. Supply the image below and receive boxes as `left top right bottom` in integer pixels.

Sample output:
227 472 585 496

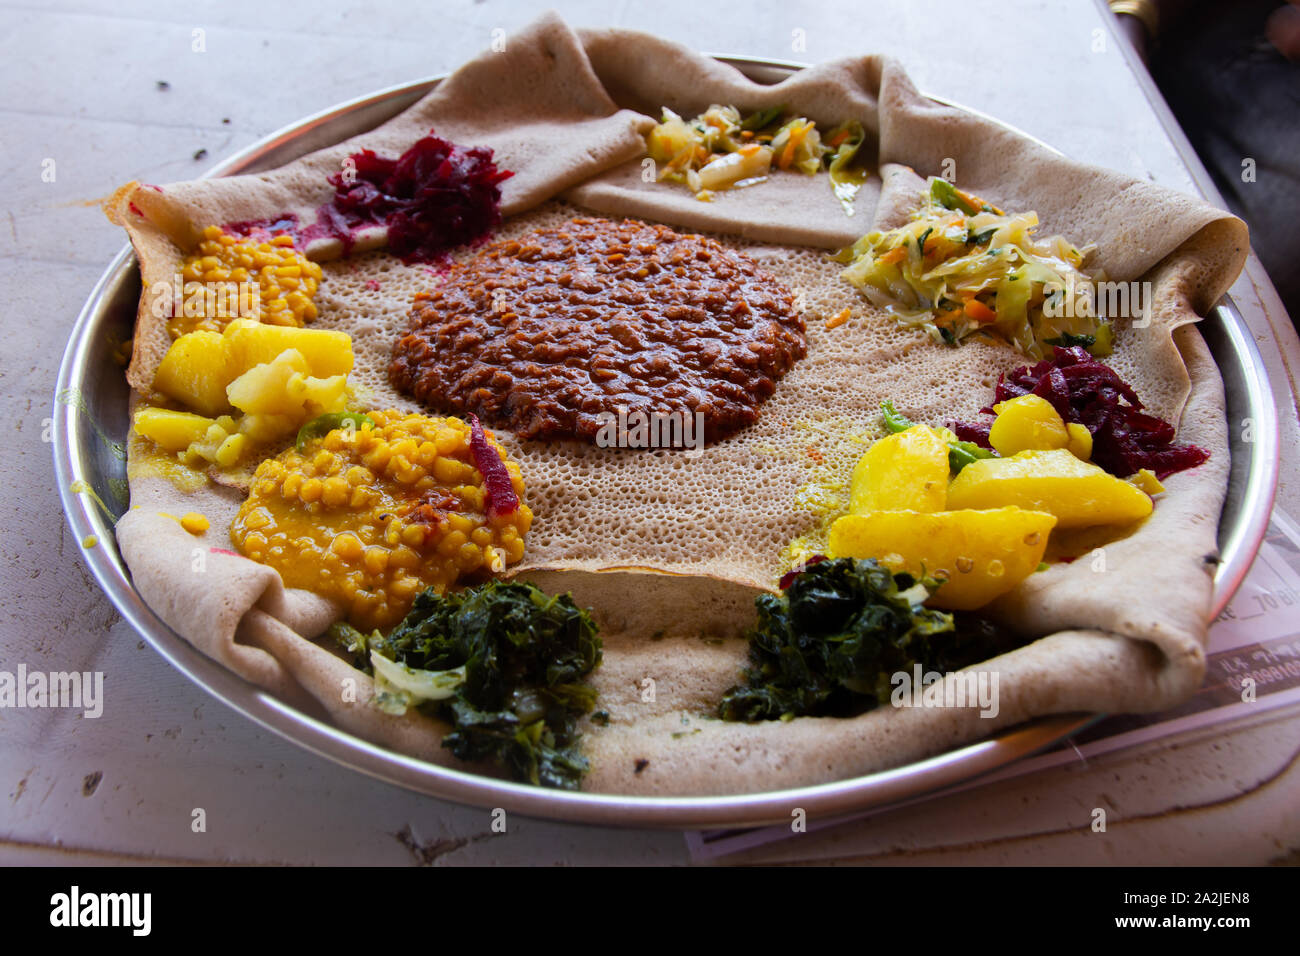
1112 0 1300 327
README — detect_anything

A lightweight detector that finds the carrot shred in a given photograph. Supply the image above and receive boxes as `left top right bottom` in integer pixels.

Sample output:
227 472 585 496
878 246 907 266
825 307 851 330
778 122 810 170
963 297 997 323
957 188 1004 215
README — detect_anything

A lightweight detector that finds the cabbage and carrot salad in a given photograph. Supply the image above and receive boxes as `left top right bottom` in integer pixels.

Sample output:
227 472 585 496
645 104 868 212
837 177 1114 358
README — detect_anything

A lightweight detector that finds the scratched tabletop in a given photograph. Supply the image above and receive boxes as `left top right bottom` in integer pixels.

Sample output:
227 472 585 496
2 0 1297 865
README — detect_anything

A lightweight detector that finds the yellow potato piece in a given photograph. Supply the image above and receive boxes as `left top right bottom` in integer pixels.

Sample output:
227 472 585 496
1128 468 1165 496
152 330 234 416
226 349 348 418
212 432 248 468
226 349 310 416
1065 422 1093 460
849 425 950 514
238 412 299 443
224 318 353 378
296 373 350 414
988 394 1068 456
947 448 1153 528
181 421 235 467
154 321 353 420
133 407 217 451
828 507 1056 610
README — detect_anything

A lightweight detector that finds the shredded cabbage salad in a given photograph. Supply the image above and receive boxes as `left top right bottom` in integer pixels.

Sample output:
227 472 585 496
645 104 868 213
836 177 1113 358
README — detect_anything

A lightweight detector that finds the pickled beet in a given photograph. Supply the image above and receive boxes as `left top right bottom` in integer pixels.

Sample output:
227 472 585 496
949 346 1209 480
325 130 512 263
467 414 520 519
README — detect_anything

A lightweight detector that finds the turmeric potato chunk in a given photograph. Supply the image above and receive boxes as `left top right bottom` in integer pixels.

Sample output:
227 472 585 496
132 407 218 451
152 322 352 418
988 395 1069 457
223 318 353 378
946 448 1153 528
1065 422 1093 460
1128 468 1165 496
225 349 348 419
849 425 950 514
152 330 234 416
828 507 1056 610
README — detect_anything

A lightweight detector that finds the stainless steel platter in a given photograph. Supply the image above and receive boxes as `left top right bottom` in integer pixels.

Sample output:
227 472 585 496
53 56 1280 829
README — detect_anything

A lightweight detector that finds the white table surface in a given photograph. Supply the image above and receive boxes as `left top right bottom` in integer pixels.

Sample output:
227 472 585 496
3 0 1298 865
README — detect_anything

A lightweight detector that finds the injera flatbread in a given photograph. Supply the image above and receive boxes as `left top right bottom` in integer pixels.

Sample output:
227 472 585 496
106 12 1248 795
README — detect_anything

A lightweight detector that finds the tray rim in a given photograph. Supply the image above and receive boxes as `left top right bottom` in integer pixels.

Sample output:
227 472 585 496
52 54 1279 830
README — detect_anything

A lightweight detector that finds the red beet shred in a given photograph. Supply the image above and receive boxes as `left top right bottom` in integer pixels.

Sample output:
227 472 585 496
224 214 301 242
778 555 827 590
467 414 520 519
325 130 512 263
949 346 1209 480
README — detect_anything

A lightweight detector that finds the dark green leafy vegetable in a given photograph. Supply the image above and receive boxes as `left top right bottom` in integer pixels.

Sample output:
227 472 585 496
1041 326 1114 357
880 400 996 473
718 558 1020 722
916 226 933 255
331 620 373 670
333 581 602 789
296 411 375 451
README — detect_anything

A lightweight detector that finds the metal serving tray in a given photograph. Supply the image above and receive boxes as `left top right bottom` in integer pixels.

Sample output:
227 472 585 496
52 56 1280 829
